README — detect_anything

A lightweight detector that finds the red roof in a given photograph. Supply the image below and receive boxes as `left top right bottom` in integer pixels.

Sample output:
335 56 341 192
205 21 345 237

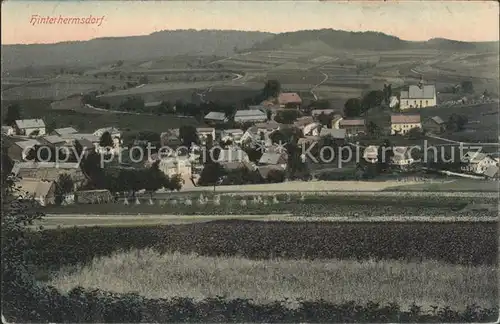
391 114 421 124
278 93 302 105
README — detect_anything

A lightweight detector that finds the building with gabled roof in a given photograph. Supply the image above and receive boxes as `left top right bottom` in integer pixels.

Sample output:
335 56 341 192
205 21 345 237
234 109 267 123
320 128 346 139
391 114 421 135
423 116 446 134
7 139 41 161
400 84 437 109
258 151 287 167
14 119 46 136
278 92 302 109
339 118 365 136
17 178 56 206
52 127 78 136
204 111 227 124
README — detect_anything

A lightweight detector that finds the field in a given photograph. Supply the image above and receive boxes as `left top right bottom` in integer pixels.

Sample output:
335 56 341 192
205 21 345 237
1 99 200 132
51 249 497 310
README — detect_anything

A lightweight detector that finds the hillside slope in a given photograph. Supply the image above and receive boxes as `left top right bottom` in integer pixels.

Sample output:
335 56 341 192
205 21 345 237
2 30 273 71
247 29 499 52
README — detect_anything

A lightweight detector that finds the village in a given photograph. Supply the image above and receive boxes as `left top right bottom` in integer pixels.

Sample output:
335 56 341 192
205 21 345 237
2 78 499 207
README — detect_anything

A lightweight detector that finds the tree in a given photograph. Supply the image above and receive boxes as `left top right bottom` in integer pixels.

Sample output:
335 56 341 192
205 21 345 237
317 112 334 128
4 104 21 126
377 139 393 172
361 90 384 112
143 161 167 198
366 121 380 137
55 174 74 204
198 162 224 186
344 98 362 117
119 96 145 112
99 131 114 148
166 174 183 191
275 110 299 124
139 75 149 84
46 121 57 134
262 80 281 99
446 114 468 132
407 127 424 140
461 80 474 94
179 125 199 147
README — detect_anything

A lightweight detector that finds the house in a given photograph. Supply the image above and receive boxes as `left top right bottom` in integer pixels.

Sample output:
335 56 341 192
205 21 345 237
234 109 267 124
39 135 67 148
158 156 192 181
311 109 336 117
484 165 499 179
160 129 181 147
461 152 498 175
248 105 269 113
293 116 318 136
221 129 245 144
363 145 379 163
2 126 15 136
278 92 302 109
391 146 415 168
391 114 422 135
258 151 287 169
204 112 227 124
75 189 114 204
399 84 437 109
320 128 346 140
196 127 216 145
423 116 446 134
17 179 56 206
75 139 96 156
217 147 250 163
14 119 46 137
52 127 78 136
7 139 41 161
255 121 282 134
11 161 86 189
339 119 365 136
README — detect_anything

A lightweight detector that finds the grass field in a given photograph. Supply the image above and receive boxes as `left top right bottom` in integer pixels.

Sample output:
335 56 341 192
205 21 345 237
50 249 497 311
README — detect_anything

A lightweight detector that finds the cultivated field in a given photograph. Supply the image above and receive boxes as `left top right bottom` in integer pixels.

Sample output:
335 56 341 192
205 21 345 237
51 249 497 311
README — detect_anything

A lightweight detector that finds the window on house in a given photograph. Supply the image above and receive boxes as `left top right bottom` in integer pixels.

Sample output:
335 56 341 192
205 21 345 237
426 100 428 105
414 100 417 105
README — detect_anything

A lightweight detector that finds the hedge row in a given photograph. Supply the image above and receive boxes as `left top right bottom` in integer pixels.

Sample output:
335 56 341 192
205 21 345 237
3 282 498 323
28 221 497 273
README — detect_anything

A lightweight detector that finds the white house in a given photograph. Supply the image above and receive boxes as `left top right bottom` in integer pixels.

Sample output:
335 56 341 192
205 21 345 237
52 127 78 136
390 114 422 135
391 146 415 168
204 112 227 124
217 147 250 163
363 145 379 164
2 125 15 136
14 119 46 137
461 152 498 175
158 156 192 183
221 129 245 144
399 84 437 110
17 179 56 206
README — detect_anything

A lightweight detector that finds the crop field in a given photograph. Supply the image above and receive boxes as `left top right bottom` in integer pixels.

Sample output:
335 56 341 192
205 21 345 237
50 249 497 311
97 81 221 97
2 82 105 101
1 99 199 132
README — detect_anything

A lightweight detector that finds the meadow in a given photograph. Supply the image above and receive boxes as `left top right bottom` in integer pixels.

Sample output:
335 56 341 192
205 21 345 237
51 249 497 311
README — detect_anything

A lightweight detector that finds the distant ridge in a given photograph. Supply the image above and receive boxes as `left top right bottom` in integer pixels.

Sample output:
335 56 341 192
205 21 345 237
2 29 498 71
247 29 499 52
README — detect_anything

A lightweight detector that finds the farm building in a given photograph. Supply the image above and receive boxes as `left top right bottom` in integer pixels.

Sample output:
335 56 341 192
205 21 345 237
399 84 437 110
7 139 41 161
390 114 422 135
423 116 446 134
248 105 269 113
234 109 267 123
11 161 86 189
339 119 365 136
14 119 46 137
17 179 56 206
52 127 78 136
61 133 100 145
278 93 302 109
39 135 67 148
204 112 227 124
75 189 114 204
196 127 216 145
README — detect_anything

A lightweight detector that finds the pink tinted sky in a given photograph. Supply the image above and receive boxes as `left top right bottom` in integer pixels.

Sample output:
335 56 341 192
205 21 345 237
2 1 499 45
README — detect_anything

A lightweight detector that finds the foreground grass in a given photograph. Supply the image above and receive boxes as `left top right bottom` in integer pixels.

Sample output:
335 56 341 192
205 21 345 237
50 249 498 311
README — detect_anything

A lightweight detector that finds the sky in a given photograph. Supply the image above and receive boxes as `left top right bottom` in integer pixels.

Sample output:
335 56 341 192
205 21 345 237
2 1 499 45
